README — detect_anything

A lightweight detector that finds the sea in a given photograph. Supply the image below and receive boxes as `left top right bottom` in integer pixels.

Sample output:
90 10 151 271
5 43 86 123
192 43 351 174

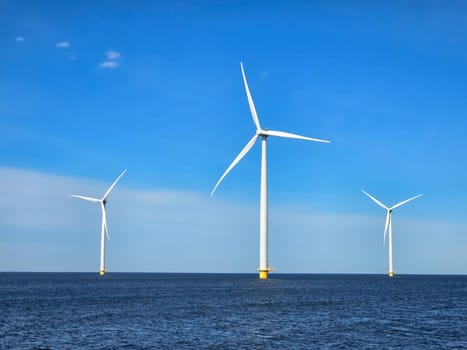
1 273 466 349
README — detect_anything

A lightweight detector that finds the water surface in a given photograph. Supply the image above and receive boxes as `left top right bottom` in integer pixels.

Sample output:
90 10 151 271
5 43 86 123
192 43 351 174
1 273 466 349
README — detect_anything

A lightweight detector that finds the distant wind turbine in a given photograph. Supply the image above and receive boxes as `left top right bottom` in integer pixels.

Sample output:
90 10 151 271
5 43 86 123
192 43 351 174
361 190 422 277
71 169 127 276
211 62 330 279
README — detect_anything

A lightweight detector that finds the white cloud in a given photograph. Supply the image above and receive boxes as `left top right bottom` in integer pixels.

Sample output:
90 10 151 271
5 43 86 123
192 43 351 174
56 41 70 48
0 167 255 272
99 50 121 69
100 61 119 69
15 37 24 43
0 166 466 274
106 50 121 60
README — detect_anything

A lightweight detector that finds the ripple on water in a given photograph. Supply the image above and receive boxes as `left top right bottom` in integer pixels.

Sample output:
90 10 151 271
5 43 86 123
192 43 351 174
1 273 467 349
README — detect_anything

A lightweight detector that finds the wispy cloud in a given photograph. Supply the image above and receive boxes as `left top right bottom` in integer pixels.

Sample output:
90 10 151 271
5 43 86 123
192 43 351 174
106 50 121 60
67 52 78 61
56 41 70 48
100 50 122 69
100 61 119 69
0 167 466 273
15 36 25 43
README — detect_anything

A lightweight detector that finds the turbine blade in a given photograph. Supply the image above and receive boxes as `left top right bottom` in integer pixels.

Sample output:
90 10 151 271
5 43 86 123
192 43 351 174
102 169 127 201
390 194 423 210
240 62 261 131
263 129 330 143
101 203 109 240
211 134 258 196
70 195 100 203
361 190 388 210
383 211 390 244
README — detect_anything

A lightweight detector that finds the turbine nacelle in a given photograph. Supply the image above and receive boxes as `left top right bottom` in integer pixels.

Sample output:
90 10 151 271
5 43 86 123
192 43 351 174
210 62 330 197
361 189 422 243
70 169 127 241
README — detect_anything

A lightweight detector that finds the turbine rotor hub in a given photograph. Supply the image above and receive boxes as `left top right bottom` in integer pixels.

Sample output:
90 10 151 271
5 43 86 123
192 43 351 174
257 129 269 138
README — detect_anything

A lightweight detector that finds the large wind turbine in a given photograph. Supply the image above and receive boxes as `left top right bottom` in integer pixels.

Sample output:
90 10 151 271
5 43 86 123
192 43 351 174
361 190 422 277
71 169 127 276
211 62 330 280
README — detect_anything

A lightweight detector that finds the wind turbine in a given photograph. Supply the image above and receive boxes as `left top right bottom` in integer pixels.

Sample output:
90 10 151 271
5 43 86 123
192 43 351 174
71 169 127 276
361 190 422 277
211 62 330 280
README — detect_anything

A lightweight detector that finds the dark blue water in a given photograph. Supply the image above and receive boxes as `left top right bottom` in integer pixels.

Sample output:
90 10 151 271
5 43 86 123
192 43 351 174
1 273 466 349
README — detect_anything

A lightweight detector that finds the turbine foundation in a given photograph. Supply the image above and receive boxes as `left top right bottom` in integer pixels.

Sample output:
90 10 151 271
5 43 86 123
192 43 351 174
389 271 395 278
258 267 274 280
99 270 105 276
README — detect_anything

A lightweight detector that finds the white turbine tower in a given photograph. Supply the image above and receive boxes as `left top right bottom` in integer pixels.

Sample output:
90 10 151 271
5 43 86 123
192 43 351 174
71 169 127 276
361 190 422 277
211 62 330 280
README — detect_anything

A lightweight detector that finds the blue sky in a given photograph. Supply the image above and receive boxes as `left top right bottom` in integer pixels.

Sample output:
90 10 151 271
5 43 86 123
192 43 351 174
1 1 467 273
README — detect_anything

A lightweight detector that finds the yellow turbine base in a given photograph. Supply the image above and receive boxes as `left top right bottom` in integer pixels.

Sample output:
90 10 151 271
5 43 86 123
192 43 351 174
389 271 395 278
99 270 105 276
259 271 268 280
